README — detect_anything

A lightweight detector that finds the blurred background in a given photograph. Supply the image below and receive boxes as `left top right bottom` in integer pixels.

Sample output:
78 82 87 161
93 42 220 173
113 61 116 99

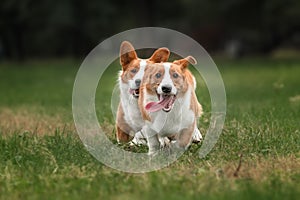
0 0 299 61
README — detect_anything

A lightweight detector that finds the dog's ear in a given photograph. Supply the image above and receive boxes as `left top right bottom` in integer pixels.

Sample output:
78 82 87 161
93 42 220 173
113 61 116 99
120 41 138 69
173 56 197 69
148 47 170 63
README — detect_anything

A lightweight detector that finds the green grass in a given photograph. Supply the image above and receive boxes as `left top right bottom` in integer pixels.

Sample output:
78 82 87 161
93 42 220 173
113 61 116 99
0 58 300 199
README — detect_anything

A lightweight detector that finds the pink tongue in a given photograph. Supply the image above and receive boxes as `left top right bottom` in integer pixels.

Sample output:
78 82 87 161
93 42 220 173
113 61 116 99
145 96 172 112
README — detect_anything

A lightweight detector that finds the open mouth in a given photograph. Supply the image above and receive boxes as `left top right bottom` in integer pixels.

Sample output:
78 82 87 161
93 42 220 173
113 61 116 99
145 93 176 112
129 88 139 98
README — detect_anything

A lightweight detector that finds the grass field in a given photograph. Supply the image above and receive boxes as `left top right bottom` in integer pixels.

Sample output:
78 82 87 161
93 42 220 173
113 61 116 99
0 58 299 200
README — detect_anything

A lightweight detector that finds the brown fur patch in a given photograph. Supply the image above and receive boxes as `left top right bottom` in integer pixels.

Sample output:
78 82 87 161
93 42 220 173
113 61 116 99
148 47 170 63
145 64 165 95
171 61 203 117
120 59 141 84
184 69 203 117
138 85 151 121
120 41 138 70
176 120 195 148
116 104 133 143
190 92 203 117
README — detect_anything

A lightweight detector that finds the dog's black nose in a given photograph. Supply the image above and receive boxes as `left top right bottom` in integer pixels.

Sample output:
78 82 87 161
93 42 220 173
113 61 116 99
135 79 141 87
162 85 172 93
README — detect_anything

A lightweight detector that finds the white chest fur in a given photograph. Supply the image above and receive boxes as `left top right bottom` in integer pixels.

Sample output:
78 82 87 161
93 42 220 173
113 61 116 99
145 87 195 136
119 78 144 132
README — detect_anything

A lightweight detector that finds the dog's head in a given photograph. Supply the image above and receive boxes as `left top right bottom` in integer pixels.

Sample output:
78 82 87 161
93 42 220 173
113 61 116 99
119 41 170 98
144 56 197 112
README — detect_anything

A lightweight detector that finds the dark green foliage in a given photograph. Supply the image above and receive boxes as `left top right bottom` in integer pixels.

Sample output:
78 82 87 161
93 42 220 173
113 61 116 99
0 0 299 59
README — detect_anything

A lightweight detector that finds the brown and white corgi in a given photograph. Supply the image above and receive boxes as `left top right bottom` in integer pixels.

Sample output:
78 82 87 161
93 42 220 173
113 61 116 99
116 41 170 143
138 56 203 154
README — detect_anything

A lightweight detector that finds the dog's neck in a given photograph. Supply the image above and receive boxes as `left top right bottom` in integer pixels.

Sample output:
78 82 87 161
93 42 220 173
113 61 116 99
148 86 194 134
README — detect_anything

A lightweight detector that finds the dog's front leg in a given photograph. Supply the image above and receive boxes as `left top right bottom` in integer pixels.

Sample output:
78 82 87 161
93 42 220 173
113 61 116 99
142 126 160 155
174 123 195 150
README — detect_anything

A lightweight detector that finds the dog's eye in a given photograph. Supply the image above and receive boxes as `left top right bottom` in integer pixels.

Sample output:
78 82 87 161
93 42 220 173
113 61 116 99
173 73 179 78
155 73 161 78
131 68 137 73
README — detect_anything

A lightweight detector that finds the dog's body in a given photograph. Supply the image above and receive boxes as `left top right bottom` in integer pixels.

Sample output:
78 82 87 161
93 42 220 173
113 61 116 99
139 56 203 154
116 41 170 143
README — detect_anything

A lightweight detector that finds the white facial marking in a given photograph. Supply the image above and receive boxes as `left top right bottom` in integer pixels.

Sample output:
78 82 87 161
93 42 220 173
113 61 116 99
129 59 146 89
157 63 177 94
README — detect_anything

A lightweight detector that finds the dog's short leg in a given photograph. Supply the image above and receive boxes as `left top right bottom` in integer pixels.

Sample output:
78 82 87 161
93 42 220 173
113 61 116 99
147 135 160 155
143 126 160 155
116 126 132 143
175 123 194 149
116 103 133 143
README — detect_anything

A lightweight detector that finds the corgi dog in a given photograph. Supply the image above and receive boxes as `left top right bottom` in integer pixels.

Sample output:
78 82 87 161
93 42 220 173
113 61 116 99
139 56 203 154
116 41 170 143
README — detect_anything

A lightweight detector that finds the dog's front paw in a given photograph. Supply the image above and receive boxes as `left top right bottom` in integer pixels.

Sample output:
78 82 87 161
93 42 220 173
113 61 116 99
129 131 147 146
130 137 147 146
158 137 171 148
192 128 202 144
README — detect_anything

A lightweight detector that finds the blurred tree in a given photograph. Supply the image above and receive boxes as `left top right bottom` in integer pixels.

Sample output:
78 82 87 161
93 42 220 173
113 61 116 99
0 0 299 60
0 0 30 60
184 0 300 54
